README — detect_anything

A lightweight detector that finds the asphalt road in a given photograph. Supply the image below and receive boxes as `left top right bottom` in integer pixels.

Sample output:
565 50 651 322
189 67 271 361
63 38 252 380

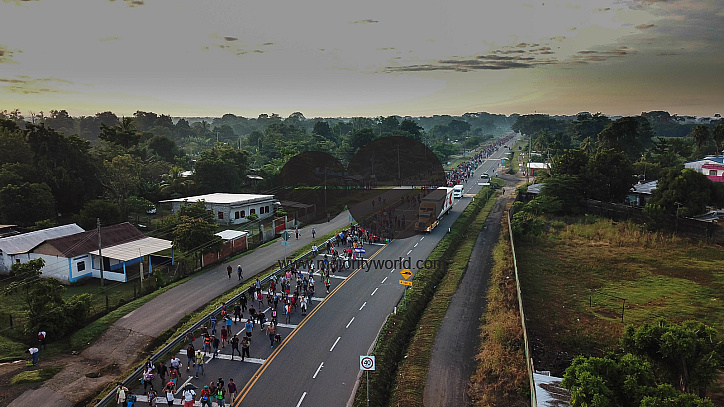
129 136 517 406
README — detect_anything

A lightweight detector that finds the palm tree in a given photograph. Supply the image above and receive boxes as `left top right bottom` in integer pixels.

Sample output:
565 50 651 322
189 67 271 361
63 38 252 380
160 166 193 197
711 123 724 155
690 125 710 158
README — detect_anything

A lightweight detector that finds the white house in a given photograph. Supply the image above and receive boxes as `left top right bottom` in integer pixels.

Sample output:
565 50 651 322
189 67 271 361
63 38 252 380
31 222 173 283
0 223 84 274
161 193 277 225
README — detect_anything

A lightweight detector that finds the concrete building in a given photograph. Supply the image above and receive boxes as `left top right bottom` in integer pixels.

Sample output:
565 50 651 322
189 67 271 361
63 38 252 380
0 223 84 274
32 222 172 283
161 193 277 225
685 155 724 183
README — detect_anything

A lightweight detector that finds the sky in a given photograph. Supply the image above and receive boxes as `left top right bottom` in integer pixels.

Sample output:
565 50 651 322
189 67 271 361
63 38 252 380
1 0 723 119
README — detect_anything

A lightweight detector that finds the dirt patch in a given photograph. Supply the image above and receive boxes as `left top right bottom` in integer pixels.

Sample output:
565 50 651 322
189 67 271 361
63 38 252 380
3 326 153 407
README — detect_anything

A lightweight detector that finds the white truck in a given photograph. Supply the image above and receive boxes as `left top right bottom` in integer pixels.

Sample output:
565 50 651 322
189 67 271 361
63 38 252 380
452 184 464 199
415 187 454 233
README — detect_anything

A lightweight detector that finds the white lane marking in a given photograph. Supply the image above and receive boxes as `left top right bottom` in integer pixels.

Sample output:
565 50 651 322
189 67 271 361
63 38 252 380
407 250 412 255
262 322 297 329
175 376 193 394
420 236 425 241
346 317 355 328
330 336 341 352
359 302 366 310
296 392 307 407
311 297 325 302
371 288 379 296
313 362 324 379
381 277 388 284
313 273 347 279
414 243 418 247
183 351 265 364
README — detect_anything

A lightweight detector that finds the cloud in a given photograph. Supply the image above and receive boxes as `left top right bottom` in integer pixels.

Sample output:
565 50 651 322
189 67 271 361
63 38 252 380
350 19 379 24
0 75 72 94
108 0 144 6
569 46 638 64
384 53 557 73
223 37 238 42
98 36 121 42
635 23 656 29
0 44 21 64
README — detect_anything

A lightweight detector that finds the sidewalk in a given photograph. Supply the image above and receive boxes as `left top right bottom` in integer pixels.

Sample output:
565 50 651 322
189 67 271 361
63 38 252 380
8 213 351 407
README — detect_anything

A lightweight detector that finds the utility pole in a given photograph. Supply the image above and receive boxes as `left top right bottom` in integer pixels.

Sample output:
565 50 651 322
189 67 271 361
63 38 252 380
97 218 104 287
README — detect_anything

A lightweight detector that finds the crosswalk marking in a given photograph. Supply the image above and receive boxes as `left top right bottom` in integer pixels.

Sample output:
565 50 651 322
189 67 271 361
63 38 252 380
313 273 347 279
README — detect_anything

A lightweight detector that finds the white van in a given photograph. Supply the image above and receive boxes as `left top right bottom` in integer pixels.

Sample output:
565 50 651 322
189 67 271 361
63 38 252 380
453 184 464 198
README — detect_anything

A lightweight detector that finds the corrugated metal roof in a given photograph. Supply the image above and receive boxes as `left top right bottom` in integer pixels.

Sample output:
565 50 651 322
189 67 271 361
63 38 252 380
0 223 84 255
160 193 275 205
87 236 172 261
631 180 657 195
42 222 145 258
215 230 249 241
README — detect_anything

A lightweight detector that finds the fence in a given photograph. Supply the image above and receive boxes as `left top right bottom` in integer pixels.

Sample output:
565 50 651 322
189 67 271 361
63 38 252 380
506 209 537 407
94 233 339 407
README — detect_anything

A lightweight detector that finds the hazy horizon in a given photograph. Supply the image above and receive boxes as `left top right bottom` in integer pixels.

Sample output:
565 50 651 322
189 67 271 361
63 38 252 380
2 0 722 119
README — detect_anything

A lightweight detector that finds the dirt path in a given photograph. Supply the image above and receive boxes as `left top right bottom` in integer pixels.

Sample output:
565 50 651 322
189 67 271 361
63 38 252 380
2 214 349 407
422 175 516 407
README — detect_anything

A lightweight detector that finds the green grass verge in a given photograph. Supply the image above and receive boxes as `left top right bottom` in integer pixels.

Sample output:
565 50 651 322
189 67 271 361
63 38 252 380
353 187 497 407
10 366 63 385
389 191 499 405
0 334 29 362
516 217 724 374
469 217 529 406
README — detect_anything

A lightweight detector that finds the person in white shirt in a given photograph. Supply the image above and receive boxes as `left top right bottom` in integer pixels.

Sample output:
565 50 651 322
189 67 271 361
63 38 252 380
182 386 196 407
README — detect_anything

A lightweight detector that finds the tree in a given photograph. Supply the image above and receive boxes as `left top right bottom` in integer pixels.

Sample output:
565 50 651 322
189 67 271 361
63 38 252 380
584 149 635 202
74 199 122 230
621 319 723 396
98 154 142 218
711 124 724 155
173 216 222 267
349 128 377 151
194 144 249 193
689 125 711 158
539 174 585 214
551 149 589 177
147 134 177 162
0 182 56 226
99 118 140 148
646 168 724 217
312 121 333 141
398 119 423 141
160 166 194 198
597 116 654 161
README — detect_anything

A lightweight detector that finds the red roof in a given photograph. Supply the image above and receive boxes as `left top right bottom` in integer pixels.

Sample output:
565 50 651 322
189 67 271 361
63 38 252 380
42 222 146 258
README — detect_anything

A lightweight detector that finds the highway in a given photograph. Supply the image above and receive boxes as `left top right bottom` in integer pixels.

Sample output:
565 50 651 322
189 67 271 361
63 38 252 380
131 135 517 406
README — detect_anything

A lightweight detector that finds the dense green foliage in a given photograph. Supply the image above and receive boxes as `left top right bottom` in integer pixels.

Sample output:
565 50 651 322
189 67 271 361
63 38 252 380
563 320 721 406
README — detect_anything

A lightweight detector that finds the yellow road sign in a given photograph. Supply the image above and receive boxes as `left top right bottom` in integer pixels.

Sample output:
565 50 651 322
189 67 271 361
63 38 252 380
400 268 413 280
399 280 413 286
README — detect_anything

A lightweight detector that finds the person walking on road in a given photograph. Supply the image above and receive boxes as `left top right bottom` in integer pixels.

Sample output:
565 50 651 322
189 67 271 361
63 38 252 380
115 382 129 407
199 386 211 407
226 264 232 279
215 382 226 406
195 350 205 378
182 385 196 407
312 227 316 238
230 334 240 359
236 264 242 280
157 361 167 384
210 315 217 336
241 335 250 361
266 322 276 348
227 378 237 402
240 294 247 312
233 303 241 323
186 344 195 371
245 319 253 337
212 335 220 359
220 326 228 348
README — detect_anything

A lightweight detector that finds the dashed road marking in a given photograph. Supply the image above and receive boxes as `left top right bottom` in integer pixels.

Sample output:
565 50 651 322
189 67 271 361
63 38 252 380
359 302 366 311
296 392 307 407
346 317 355 328
313 362 324 379
330 336 341 352
371 288 378 296
381 277 388 284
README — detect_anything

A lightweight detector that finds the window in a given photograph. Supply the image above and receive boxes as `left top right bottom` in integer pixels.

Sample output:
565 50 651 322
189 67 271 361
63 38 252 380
265 205 270 214
77 261 85 272
710 170 717 176
250 208 256 214
218 211 224 219
235 211 240 219
241 210 246 218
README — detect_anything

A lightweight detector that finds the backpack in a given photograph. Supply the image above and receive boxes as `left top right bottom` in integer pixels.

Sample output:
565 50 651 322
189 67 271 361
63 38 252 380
38 332 45 341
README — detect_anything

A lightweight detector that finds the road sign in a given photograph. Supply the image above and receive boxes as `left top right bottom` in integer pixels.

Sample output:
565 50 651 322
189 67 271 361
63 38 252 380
399 280 413 286
400 268 412 280
280 241 291 246
281 230 290 241
360 355 375 371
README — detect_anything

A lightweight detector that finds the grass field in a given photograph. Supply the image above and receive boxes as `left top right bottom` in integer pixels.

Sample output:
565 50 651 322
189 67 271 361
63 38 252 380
516 216 724 375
